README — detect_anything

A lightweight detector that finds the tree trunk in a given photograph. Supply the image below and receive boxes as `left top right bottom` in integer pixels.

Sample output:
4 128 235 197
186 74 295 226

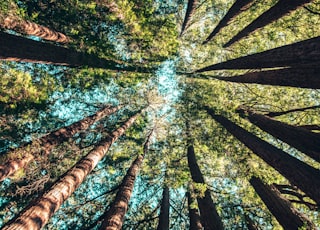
1 16 70 43
203 0 255 44
195 36 320 72
187 144 224 230
0 105 122 182
244 214 258 230
205 107 320 204
187 190 203 230
0 31 154 73
237 108 320 163
266 105 320 117
213 68 320 89
99 154 144 230
224 0 313 47
157 186 170 230
1 111 140 230
298 124 320 131
249 176 315 229
180 0 199 36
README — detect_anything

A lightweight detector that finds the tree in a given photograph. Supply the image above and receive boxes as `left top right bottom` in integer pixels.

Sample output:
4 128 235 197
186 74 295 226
180 0 199 36
203 0 255 44
157 186 170 230
0 105 122 182
237 107 320 163
186 189 202 230
1 110 141 230
244 214 259 230
205 107 320 204
224 0 313 47
249 176 315 229
265 105 320 117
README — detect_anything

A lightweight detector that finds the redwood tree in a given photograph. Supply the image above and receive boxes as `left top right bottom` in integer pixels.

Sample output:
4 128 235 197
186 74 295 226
157 186 170 230
180 0 199 36
265 105 320 117
187 190 202 230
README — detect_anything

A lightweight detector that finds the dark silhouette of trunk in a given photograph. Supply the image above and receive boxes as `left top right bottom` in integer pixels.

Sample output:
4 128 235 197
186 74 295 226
195 36 320 72
0 105 122 182
298 124 320 131
157 186 170 230
205 107 320 204
212 68 320 89
244 214 258 230
180 0 199 36
203 0 255 44
187 190 202 230
224 0 313 47
249 176 315 229
1 16 70 43
0 31 154 73
237 107 320 163
1 111 141 230
266 105 320 117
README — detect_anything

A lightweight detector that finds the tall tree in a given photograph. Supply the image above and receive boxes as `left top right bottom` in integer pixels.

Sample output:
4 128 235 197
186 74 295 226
265 105 320 117
1 110 141 230
195 36 320 72
203 0 255 44
187 189 202 230
205 107 320 204
0 105 122 182
157 186 170 230
249 176 315 229
224 0 313 47
180 0 199 36
244 214 258 230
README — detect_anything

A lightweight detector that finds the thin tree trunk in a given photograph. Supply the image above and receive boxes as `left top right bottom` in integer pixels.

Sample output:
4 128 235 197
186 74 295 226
237 107 320 162
203 0 255 44
298 124 320 131
187 190 203 230
212 68 320 89
244 214 258 230
205 107 320 204
266 105 320 117
195 36 320 72
0 105 122 182
224 0 313 47
1 16 70 43
1 111 141 230
0 31 154 73
249 176 315 229
157 186 170 230
180 0 199 36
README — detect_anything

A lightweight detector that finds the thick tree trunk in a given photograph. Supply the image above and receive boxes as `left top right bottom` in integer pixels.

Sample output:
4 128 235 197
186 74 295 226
187 190 203 230
157 186 170 230
203 0 255 44
205 107 320 204
237 108 320 162
180 0 199 36
1 111 140 230
99 154 144 230
0 105 121 182
0 31 154 73
224 0 313 47
213 68 320 89
195 36 320 72
1 16 70 43
266 105 320 117
187 144 224 230
249 176 315 229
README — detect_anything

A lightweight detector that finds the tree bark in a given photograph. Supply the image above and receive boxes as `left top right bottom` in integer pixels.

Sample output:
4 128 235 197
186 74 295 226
180 0 199 36
203 0 255 44
1 111 141 230
224 0 313 47
298 124 320 131
0 105 122 182
249 176 315 229
195 36 320 72
157 186 170 230
237 108 320 163
0 31 154 73
205 107 320 204
266 105 320 117
213 68 320 89
187 190 203 230
244 214 258 230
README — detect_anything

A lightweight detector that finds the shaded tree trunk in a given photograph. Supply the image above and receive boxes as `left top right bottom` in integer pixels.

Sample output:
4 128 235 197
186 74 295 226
266 105 320 117
203 0 255 44
249 176 315 229
224 0 313 47
205 107 320 204
298 124 320 131
0 31 154 73
237 107 320 162
1 111 141 230
157 186 170 230
0 105 122 182
187 190 203 230
195 36 320 72
212 68 320 89
244 214 259 230
1 16 70 43
180 0 199 36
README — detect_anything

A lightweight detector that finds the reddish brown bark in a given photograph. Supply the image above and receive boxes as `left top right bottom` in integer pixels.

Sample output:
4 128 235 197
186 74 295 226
187 190 203 230
224 0 313 47
250 176 315 229
0 105 121 182
180 0 199 36
157 186 170 230
206 107 320 204
266 105 320 117
1 111 140 230
203 0 255 44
